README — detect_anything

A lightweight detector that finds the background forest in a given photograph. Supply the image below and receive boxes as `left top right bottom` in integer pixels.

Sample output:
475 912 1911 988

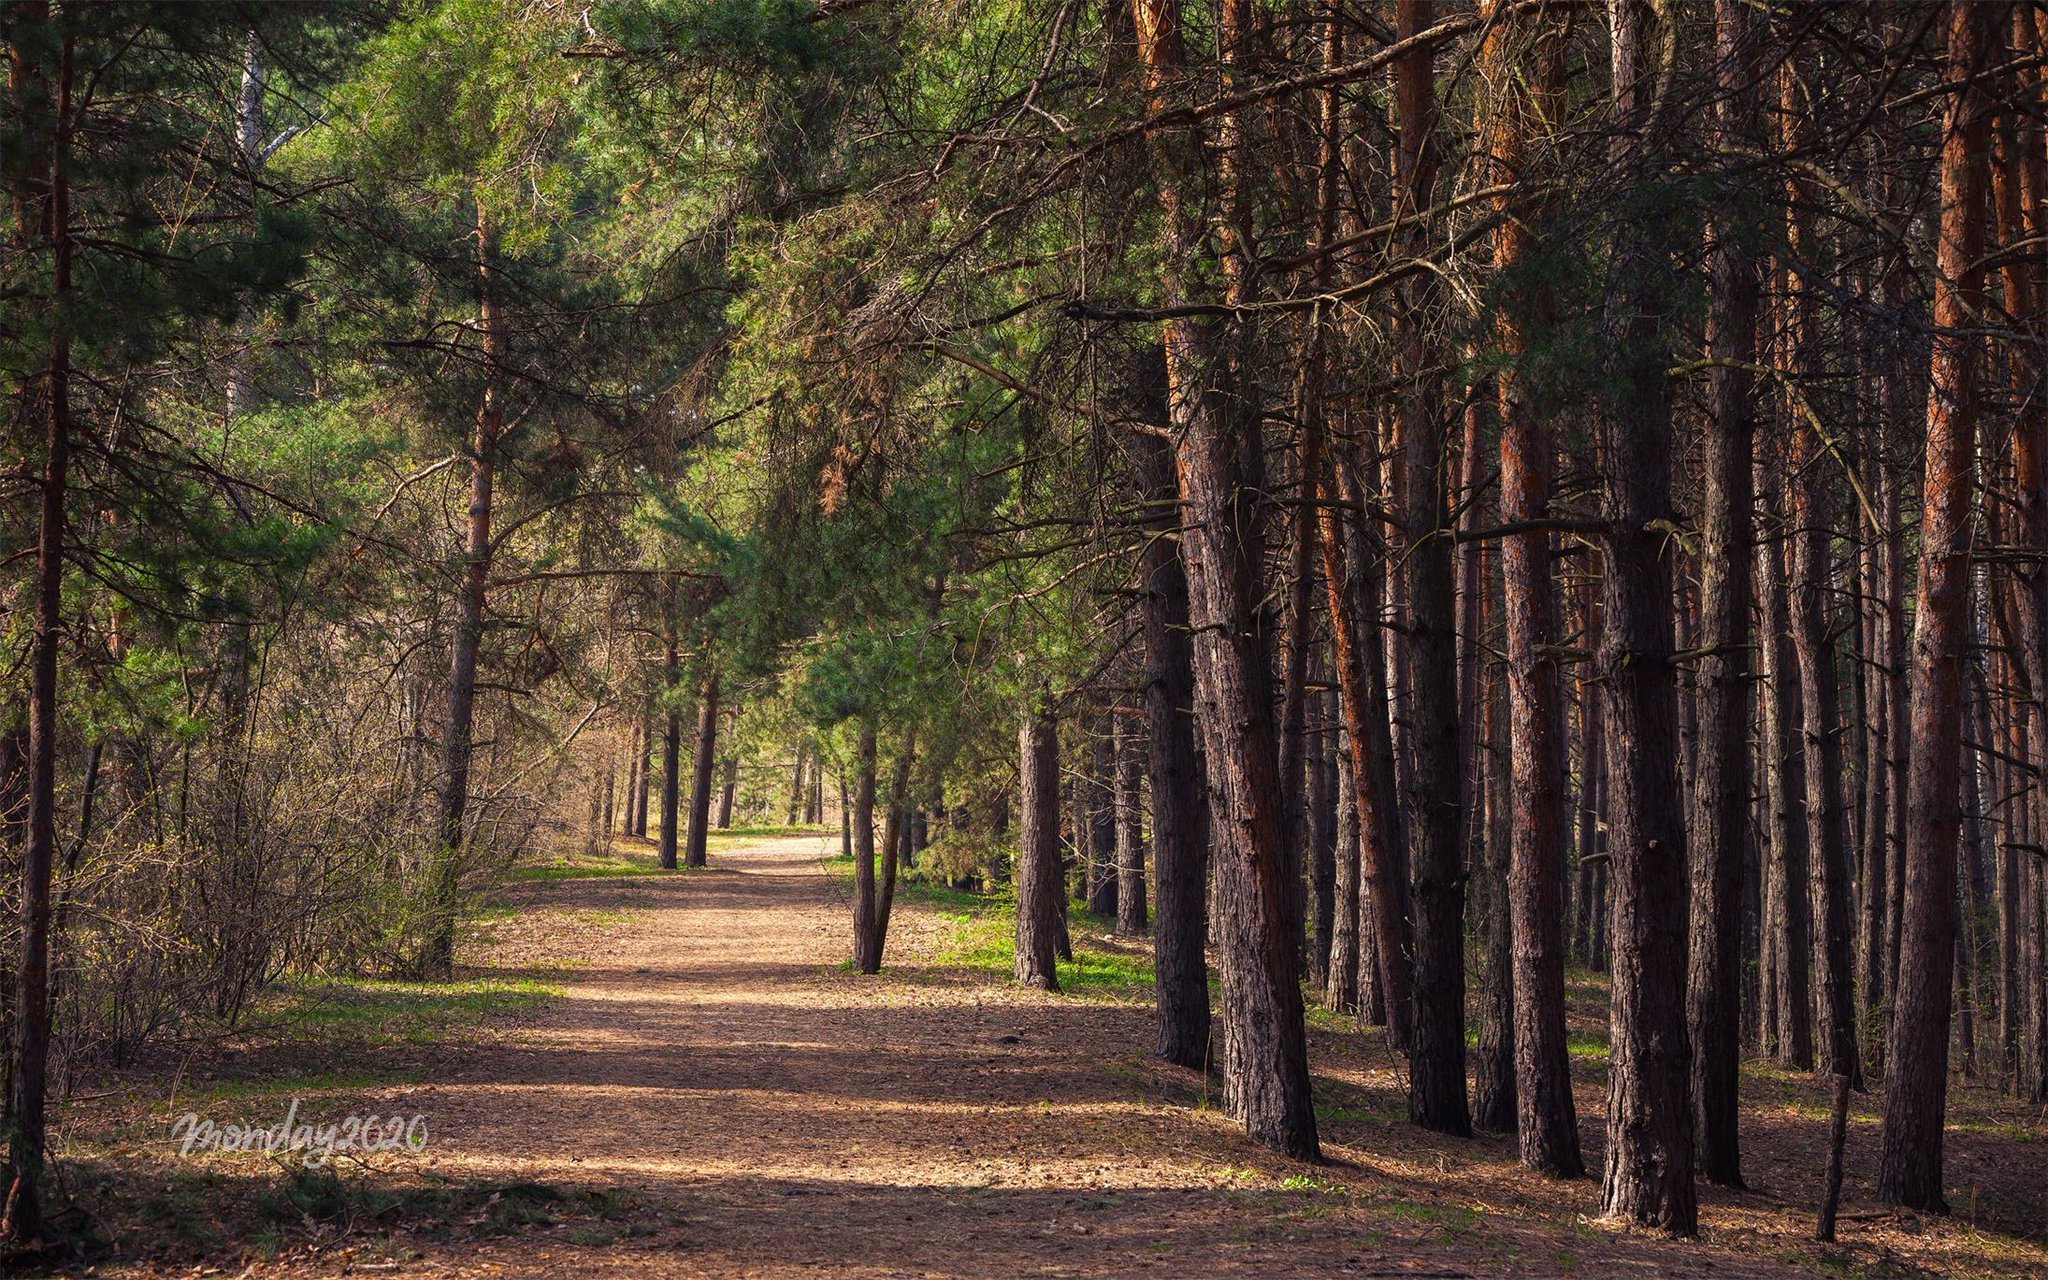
3 0 2047 1270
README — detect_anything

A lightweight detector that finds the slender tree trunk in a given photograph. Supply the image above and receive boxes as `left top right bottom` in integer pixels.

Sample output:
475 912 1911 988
3 17 69 1239
1758 730 1779 1057
716 751 737 830
1959 666 1988 1079
584 763 605 859
1575 575 1610 973
1327 719 1360 1015
2029 860 2048 1100
1307 695 1336 989
1319 434 1414 1053
1016 701 1063 991
875 734 915 955
1303 0 1343 1005
1759 493 1815 1068
1275 458 1316 975
1780 64 1861 1089
788 741 808 827
631 700 652 837
1136 423 1210 1067
851 723 883 972
421 197 505 980
658 607 683 870
1859 482 1893 1045
1880 0 1991 1211
621 710 639 837
1473 605 1517 1134
1884 482 1910 1035
601 750 617 846
1114 711 1146 935
1086 718 1118 917
684 667 719 868
2001 3 2048 1103
839 770 852 860
1685 0 1759 1190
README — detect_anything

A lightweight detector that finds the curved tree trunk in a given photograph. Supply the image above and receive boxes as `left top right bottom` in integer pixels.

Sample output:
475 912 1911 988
1318 438 1413 1054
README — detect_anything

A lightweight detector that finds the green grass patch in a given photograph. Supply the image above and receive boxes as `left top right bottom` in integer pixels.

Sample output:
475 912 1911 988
929 900 1154 999
1375 1194 1481 1234
1566 1028 1610 1058
819 855 1006 914
513 825 830 882
1279 1172 1346 1194
244 974 560 1053
510 845 671 881
712 822 833 838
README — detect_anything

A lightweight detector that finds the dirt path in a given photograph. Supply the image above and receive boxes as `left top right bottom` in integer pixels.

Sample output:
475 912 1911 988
294 835 2033 1278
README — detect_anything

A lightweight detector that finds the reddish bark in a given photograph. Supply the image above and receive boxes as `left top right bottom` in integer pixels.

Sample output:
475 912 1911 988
1879 0 1992 1212
1596 0 1695 1233
1129 0 1317 1161
1481 0 1579 1178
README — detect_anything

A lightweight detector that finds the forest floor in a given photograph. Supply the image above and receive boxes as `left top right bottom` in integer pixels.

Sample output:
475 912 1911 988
39 830 2048 1278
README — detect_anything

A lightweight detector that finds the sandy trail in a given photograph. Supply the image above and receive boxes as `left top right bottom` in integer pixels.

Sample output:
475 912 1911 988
330 836 1889 1277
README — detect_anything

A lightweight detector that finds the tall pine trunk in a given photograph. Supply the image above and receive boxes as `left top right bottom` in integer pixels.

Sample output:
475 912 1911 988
421 197 505 980
1481 0 1580 1177
1684 0 1759 1188
1129 0 1315 1158
1596 0 1695 1232
1879 0 1991 1211
1394 0 1468 1139
1780 63 1861 1089
3 14 69 1239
